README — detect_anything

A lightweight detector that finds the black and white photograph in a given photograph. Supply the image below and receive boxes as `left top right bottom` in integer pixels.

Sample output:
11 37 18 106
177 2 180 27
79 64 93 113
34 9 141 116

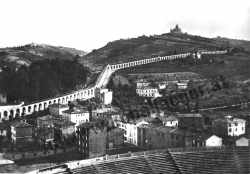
0 0 250 173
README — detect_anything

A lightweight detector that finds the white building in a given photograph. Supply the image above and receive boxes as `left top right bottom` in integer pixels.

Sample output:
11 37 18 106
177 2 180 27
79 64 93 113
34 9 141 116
49 103 68 116
95 88 113 105
236 137 249 146
176 83 188 89
136 87 161 97
136 79 150 88
192 134 222 147
158 115 178 127
212 117 246 136
62 107 89 130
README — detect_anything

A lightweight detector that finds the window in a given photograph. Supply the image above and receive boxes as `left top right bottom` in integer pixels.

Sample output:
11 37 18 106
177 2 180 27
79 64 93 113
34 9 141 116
229 128 232 132
235 128 237 132
171 135 174 139
235 123 238 126
242 127 244 131
229 123 231 127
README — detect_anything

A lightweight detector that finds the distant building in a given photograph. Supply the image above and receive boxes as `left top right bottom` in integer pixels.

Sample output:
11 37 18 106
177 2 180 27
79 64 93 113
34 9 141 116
49 103 68 116
92 108 121 125
0 93 7 104
53 119 76 141
62 107 89 129
0 122 8 137
212 117 246 136
191 134 222 147
176 83 188 90
170 24 183 34
236 136 249 146
10 120 34 147
158 115 178 127
137 123 192 150
136 87 161 97
107 127 124 149
37 115 60 129
76 122 107 159
176 113 204 130
135 79 150 88
95 88 113 105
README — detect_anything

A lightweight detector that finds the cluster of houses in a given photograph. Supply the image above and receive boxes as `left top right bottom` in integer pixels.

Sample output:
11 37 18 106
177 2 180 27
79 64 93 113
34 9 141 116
0 98 249 159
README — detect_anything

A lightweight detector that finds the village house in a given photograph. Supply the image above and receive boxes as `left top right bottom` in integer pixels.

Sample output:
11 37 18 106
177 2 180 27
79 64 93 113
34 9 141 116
76 122 107 159
226 135 249 146
191 134 222 147
53 119 76 141
92 108 121 125
0 122 8 137
36 128 54 146
176 113 204 130
176 83 188 90
158 115 178 127
10 120 34 148
95 88 113 105
107 127 124 149
62 107 89 130
136 86 161 97
49 103 68 116
136 79 150 88
137 123 192 150
37 115 60 129
212 117 246 136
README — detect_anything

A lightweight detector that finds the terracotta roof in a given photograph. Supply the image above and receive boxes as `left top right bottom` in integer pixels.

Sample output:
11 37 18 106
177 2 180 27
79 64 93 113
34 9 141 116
62 108 88 114
11 120 33 128
213 118 246 123
53 119 76 126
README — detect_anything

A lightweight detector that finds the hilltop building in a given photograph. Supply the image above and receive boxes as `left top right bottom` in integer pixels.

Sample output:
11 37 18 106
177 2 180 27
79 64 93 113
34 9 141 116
212 117 246 136
170 24 183 34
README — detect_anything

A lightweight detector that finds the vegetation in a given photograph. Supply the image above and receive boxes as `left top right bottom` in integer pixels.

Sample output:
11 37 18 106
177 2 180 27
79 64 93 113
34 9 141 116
0 59 90 103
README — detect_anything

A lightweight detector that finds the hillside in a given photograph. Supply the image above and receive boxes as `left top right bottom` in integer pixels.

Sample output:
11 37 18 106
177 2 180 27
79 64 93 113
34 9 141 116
0 43 88 68
79 33 232 68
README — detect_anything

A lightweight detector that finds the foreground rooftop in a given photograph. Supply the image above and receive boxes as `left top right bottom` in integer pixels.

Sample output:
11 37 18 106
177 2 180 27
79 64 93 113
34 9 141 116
31 146 250 174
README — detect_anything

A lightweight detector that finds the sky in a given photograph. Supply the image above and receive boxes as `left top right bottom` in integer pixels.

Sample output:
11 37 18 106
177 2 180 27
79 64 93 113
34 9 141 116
0 0 249 52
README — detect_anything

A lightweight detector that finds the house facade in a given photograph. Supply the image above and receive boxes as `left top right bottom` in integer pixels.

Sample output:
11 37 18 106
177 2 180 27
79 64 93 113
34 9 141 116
49 103 68 116
37 115 60 129
212 117 246 136
62 108 89 129
107 127 124 149
53 119 76 141
95 88 113 105
191 134 222 147
77 122 107 159
136 87 161 97
10 120 34 147
176 113 204 129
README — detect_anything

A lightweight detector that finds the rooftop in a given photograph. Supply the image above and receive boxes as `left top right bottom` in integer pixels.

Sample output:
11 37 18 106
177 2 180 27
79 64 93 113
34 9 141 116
158 115 178 122
10 120 33 128
213 117 246 123
176 113 203 118
36 146 250 174
62 108 88 114
37 115 59 121
53 119 76 126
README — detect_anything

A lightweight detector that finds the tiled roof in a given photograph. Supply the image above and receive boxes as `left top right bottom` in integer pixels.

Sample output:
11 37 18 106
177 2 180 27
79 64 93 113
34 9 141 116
37 115 59 121
53 119 76 126
176 113 203 118
49 103 68 108
62 108 88 114
158 115 178 122
213 118 246 123
11 120 33 128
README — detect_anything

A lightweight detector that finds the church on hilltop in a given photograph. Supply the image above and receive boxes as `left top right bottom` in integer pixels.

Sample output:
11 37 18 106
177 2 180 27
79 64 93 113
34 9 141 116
170 24 183 34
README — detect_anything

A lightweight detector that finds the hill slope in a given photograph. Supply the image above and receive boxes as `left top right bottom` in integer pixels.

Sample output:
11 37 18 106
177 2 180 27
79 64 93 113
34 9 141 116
0 43 88 68
79 33 232 68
